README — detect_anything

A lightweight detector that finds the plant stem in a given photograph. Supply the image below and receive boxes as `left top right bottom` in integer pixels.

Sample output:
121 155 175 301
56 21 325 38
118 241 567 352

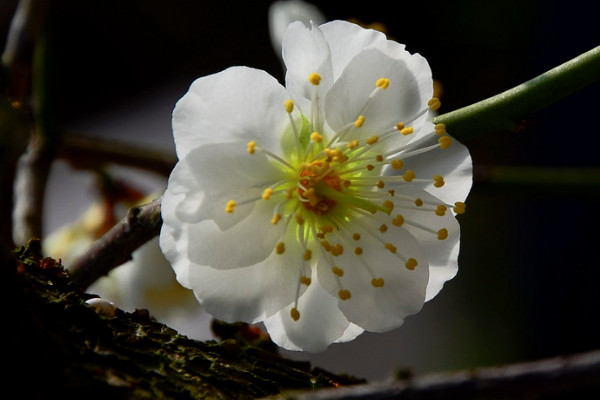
433 45 600 140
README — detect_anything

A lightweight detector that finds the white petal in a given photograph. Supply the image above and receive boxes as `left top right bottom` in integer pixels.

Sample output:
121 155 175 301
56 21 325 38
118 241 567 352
324 46 433 149
187 225 306 323
269 0 325 59
170 142 287 230
186 198 286 269
319 20 394 80
317 218 429 332
263 275 361 352
400 130 473 204
160 191 194 289
282 21 333 115
172 66 290 159
389 184 462 301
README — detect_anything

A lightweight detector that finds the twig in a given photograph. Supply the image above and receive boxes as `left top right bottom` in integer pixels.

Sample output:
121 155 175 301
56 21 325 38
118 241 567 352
433 45 600 140
58 132 176 176
69 196 163 289
279 349 600 399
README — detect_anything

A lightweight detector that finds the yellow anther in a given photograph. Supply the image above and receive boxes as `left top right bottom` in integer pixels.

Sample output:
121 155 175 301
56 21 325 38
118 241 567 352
295 213 305 225
371 278 385 287
225 200 236 213
367 164 375 171
332 266 344 277
247 140 256 154
376 154 384 162
284 99 294 113
391 159 404 170
403 170 416 182
261 188 274 200
428 97 441 111
388 189 396 197
285 187 295 198
271 213 282 224
354 115 365 127
352 233 361 241
382 200 394 213
433 174 445 188
354 247 363 255
290 307 300 321
376 77 390 89
379 223 388 233
435 205 447 216
303 249 312 261
437 228 448 240
308 72 321 85
331 244 344 256
338 290 351 300
454 202 466 214
347 139 359 149
275 241 286 254
302 187 315 199
376 180 385 189
310 131 323 142
320 240 331 251
321 225 334 234
414 198 423 207
395 122 405 131
392 214 404 227
438 136 452 149
400 126 413 136
300 276 311 285
435 123 446 135
366 135 379 145
384 243 397 253
405 258 418 270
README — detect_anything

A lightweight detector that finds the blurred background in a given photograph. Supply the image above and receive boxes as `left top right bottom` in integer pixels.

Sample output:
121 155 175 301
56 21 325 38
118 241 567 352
1 0 599 382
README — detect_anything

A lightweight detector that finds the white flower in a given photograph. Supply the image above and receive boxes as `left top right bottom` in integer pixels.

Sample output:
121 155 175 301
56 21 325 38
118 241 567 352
268 0 325 59
160 20 472 352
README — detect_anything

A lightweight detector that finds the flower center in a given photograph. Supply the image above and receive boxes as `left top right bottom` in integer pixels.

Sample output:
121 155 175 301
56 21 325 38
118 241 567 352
298 161 342 215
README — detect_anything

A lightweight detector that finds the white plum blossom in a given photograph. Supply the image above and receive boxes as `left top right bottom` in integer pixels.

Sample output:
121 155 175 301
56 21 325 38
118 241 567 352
160 20 472 352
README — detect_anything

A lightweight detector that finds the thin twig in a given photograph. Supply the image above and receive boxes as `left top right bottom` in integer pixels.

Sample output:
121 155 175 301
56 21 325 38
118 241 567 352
433 45 600 140
68 196 163 289
58 132 176 176
279 349 600 399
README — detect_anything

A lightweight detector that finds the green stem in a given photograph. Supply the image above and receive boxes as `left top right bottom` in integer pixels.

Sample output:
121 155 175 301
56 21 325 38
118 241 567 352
433 45 600 140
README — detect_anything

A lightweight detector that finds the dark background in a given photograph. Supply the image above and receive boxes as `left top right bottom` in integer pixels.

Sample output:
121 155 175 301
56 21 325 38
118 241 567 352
2 0 599 380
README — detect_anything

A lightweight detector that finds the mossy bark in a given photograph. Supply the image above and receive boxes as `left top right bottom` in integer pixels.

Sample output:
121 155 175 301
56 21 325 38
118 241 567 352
4 240 364 399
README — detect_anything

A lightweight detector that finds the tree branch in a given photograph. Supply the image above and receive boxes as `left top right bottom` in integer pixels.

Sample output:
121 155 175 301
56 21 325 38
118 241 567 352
433 45 600 140
69 196 163 289
279 350 600 399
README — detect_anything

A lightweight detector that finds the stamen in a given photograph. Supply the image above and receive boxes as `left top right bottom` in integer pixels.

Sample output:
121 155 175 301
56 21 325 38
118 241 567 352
437 228 449 240
308 73 321 86
271 213 282 224
391 159 404 170
435 205 447 216
300 276 311 285
310 131 323 142
366 135 379 145
247 140 256 154
284 99 294 113
290 307 300 321
371 277 385 287
352 233 361 241
428 97 441 111
376 77 390 89
400 126 413 136
354 115 365 127
338 289 352 300
225 200 236 213
261 188 274 200
454 202 466 214
403 170 416 182
332 266 344 276
433 175 445 188
438 136 452 149
275 241 286 254
435 123 446 135
405 258 418 270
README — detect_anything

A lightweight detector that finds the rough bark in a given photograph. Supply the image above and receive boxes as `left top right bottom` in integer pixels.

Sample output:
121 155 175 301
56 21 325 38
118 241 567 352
5 240 364 400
